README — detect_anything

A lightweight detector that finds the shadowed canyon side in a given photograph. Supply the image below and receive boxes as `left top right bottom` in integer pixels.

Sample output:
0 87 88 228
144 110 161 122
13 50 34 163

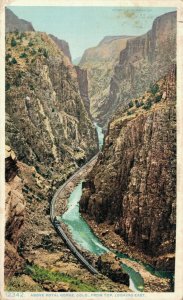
80 66 176 271
75 66 91 117
5 146 26 282
80 11 176 127
79 35 135 124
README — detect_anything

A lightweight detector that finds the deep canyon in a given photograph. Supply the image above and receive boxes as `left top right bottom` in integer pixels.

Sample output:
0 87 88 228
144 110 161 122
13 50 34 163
5 7 176 293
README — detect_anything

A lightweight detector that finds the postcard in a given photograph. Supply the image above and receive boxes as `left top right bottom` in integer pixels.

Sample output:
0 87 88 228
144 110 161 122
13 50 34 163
1 0 183 299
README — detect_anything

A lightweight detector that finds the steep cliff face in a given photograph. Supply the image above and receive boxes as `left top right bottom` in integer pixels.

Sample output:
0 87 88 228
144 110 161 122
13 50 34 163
5 31 98 182
80 66 176 268
79 36 134 122
75 66 90 116
5 146 26 281
49 34 72 62
5 8 35 33
97 11 176 126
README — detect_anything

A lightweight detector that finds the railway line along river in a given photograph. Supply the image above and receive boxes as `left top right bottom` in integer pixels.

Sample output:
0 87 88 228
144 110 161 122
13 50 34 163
61 123 143 292
55 122 173 292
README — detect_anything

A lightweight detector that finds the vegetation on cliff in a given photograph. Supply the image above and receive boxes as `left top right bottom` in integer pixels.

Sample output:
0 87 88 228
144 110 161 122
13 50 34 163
5 31 98 184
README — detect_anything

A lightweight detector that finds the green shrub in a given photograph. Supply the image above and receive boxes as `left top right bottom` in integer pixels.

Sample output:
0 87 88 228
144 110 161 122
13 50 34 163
150 83 159 95
19 52 27 58
12 57 17 64
143 99 152 110
31 58 36 63
29 84 34 90
43 49 48 58
128 100 134 108
154 94 162 103
28 41 34 47
5 53 11 61
35 165 40 173
17 71 23 78
25 264 99 292
135 100 141 108
127 110 133 115
31 49 37 55
5 82 10 91
19 32 26 40
11 37 17 47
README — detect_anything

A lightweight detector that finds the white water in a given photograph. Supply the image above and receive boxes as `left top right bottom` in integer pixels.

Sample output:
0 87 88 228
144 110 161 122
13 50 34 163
94 122 104 150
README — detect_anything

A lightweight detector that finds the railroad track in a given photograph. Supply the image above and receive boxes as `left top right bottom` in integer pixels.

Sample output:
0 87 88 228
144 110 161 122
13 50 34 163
50 153 99 275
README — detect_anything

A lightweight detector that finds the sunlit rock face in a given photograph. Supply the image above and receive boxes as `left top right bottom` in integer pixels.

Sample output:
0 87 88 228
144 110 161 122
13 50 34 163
49 34 72 63
81 12 176 127
5 31 98 181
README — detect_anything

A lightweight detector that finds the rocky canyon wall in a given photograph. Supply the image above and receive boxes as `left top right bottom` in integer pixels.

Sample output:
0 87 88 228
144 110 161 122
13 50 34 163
5 31 98 183
5 8 35 33
5 9 99 285
75 66 91 117
80 66 176 270
5 146 26 281
49 34 72 62
79 36 134 123
89 11 176 126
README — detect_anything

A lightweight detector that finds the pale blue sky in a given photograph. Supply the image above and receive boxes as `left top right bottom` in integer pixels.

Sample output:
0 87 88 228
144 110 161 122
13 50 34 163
8 6 176 60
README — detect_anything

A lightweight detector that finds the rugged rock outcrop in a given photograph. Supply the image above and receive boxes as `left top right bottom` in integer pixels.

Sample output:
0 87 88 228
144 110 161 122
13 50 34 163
5 8 35 33
97 253 129 286
79 35 134 122
49 34 72 62
80 66 176 270
91 11 176 126
80 36 134 65
75 66 90 116
5 146 26 281
6 9 72 63
5 31 98 182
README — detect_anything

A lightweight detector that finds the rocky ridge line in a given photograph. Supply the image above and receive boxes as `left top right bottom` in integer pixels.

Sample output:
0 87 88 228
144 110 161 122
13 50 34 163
91 11 176 126
5 8 35 33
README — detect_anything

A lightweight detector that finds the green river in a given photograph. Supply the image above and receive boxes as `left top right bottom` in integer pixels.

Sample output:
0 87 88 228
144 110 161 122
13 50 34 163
61 123 173 292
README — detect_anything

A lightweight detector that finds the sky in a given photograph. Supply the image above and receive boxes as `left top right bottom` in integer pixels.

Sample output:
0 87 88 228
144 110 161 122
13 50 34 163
8 6 176 60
